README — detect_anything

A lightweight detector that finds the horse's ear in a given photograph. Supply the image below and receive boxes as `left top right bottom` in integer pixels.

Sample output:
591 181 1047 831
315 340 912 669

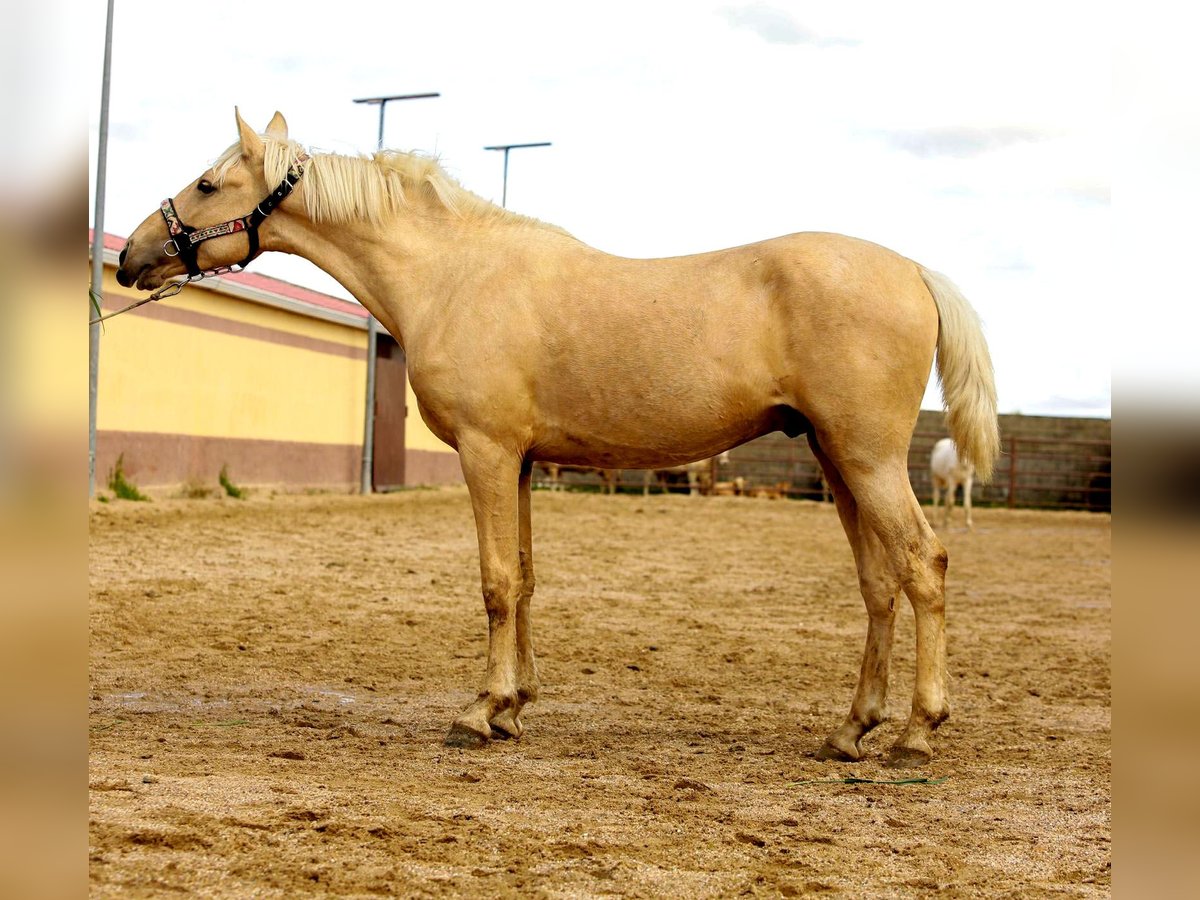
264 111 289 141
234 106 264 159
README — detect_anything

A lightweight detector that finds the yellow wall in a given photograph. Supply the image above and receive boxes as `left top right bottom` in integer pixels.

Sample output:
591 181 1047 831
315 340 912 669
98 266 364 445
97 261 457 463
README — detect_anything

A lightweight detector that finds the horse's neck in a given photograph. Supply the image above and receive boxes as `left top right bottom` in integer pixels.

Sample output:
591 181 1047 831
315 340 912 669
274 211 585 353
270 213 461 347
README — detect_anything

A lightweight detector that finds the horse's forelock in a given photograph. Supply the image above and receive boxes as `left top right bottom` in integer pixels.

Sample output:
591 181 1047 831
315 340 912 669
210 142 244 185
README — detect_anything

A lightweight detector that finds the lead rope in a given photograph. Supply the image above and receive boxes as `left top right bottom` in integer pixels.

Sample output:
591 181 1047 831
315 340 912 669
89 263 244 325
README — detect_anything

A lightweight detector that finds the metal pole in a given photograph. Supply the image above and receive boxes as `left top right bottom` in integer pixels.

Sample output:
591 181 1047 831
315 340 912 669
352 92 439 494
361 319 379 495
89 0 116 497
359 99 383 496
501 148 510 208
483 142 552 209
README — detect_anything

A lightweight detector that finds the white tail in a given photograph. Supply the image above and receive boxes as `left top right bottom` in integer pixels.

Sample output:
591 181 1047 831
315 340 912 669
918 266 1000 482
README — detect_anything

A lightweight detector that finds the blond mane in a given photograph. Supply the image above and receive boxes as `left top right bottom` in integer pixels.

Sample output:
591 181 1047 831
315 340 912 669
211 137 566 234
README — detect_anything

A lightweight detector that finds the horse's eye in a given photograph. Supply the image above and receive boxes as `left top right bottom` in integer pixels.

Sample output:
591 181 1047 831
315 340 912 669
197 180 216 195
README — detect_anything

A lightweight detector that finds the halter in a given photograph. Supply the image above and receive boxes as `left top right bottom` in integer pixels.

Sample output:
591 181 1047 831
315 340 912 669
161 151 310 279
91 152 311 325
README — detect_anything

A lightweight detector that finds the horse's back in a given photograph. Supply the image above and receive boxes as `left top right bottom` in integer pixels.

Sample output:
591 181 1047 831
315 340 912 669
456 230 941 468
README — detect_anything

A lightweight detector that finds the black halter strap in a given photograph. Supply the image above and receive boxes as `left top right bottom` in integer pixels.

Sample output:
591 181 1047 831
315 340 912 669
160 152 309 279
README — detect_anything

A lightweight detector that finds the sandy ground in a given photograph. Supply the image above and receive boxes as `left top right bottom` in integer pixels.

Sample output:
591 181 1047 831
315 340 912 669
89 488 1110 897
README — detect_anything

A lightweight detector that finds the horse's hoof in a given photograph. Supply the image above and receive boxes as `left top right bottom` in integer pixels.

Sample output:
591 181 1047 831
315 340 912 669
488 710 523 740
815 740 859 762
443 722 489 749
883 745 931 769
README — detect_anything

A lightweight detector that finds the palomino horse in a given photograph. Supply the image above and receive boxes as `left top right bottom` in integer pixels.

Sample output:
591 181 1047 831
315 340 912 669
117 110 1000 767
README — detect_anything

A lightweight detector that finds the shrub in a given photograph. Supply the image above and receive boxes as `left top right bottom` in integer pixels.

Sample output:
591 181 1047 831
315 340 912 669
107 454 150 502
219 465 246 500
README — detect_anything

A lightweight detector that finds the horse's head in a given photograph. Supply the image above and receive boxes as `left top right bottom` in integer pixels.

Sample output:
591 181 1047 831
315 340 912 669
117 108 299 291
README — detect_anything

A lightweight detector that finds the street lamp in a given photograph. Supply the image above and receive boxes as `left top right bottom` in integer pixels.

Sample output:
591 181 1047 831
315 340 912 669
483 142 552 208
353 93 440 151
352 91 439 494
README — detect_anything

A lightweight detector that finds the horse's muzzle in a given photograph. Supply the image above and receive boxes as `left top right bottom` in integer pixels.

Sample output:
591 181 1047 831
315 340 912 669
115 240 149 288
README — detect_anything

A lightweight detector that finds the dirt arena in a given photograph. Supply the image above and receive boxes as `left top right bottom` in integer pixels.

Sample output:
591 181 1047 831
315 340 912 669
89 488 1110 897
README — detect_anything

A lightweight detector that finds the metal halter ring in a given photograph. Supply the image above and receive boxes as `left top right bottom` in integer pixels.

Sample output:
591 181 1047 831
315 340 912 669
163 239 181 257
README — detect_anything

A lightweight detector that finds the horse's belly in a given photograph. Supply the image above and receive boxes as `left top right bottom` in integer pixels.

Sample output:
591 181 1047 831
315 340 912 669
532 391 782 468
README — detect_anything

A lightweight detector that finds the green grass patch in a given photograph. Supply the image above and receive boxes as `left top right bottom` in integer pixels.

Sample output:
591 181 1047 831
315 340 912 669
89 288 105 330
219 465 246 499
107 454 150 502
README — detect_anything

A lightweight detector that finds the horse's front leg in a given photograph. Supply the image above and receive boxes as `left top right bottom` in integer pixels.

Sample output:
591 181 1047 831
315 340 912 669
444 439 526 748
487 460 540 740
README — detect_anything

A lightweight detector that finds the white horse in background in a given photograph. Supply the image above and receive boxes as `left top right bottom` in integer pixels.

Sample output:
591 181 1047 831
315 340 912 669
930 437 976 530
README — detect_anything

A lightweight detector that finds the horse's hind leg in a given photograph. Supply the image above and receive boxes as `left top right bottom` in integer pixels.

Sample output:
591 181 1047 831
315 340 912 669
810 439 900 762
838 458 950 767
445 438 526 748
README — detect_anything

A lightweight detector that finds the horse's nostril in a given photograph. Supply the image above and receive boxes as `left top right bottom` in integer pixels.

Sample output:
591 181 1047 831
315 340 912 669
119 246 128 267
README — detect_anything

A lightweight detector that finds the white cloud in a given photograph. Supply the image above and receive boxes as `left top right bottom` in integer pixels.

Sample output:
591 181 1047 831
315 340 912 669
869 125 1052 159
719 3 858 47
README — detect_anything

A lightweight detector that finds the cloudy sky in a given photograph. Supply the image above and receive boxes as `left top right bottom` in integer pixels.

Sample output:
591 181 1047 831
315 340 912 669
80 1 1119 417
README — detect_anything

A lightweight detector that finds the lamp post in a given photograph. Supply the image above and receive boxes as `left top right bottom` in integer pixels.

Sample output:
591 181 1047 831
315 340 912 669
351 92 439 494
483 141 552 208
